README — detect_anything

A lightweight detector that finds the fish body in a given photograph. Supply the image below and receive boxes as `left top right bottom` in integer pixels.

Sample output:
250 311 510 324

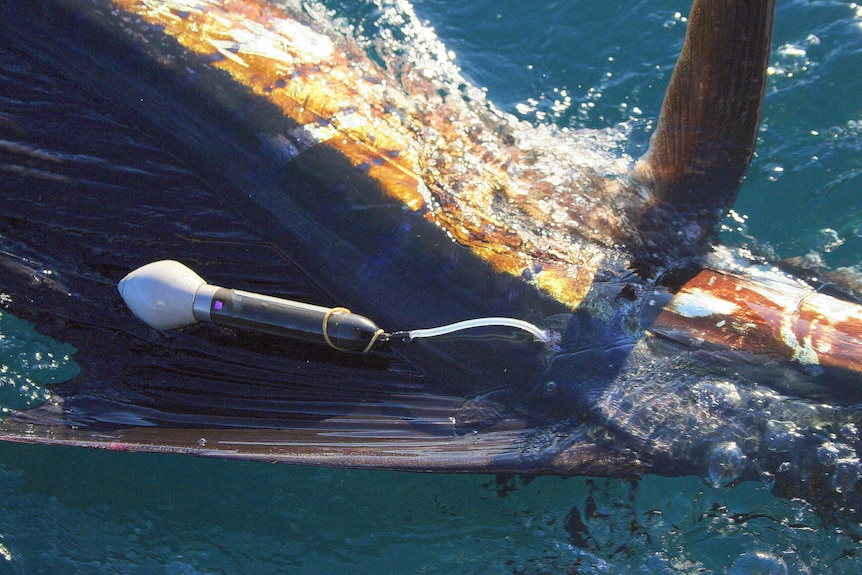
0 0 860 516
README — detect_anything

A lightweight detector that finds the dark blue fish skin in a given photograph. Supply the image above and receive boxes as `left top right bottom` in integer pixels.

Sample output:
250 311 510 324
0 0 860 524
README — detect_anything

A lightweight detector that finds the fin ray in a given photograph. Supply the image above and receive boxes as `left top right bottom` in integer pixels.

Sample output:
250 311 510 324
637 0 776 223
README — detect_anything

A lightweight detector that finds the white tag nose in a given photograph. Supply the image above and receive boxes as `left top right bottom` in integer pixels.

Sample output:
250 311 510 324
118 260 206 330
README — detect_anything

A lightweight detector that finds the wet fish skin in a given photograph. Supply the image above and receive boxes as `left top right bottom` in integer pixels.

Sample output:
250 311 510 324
0 0 859 520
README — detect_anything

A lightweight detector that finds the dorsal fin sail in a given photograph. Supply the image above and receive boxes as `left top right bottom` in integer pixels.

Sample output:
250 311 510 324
636 0 775 224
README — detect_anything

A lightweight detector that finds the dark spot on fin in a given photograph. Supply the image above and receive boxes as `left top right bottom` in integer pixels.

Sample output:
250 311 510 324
636 0 775 226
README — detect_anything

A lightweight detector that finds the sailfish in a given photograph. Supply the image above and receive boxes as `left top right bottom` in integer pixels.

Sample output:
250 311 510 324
0 0 860 515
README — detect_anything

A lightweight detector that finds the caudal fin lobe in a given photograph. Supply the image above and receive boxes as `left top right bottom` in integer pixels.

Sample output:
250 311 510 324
636 0 775 227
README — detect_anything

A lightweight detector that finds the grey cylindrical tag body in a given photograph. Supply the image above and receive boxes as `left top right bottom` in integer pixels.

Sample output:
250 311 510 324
206 288 382 351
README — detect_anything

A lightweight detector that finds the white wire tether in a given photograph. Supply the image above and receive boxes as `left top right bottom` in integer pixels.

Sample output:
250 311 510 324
406 317 550 343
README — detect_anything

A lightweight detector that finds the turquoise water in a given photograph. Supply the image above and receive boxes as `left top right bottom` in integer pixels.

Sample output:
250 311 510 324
1 0 861 573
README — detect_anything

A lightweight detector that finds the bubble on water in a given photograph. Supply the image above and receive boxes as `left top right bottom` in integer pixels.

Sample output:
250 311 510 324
694 380 741 411
817 442 841 466
662 11 687 28
831 459 862 494
728 551 788 575
0 310 80 412
707 442 746 488
816 228 845 252
839 422 859 442
761 163 784 182
764 425 798 453
768 37 817 79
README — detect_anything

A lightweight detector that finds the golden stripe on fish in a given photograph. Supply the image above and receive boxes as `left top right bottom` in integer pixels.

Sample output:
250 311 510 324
111 0 622 309
122 1 428 200
652 269 862 373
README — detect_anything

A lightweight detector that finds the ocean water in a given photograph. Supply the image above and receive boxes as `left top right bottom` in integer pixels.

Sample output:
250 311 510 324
0 0 861 573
